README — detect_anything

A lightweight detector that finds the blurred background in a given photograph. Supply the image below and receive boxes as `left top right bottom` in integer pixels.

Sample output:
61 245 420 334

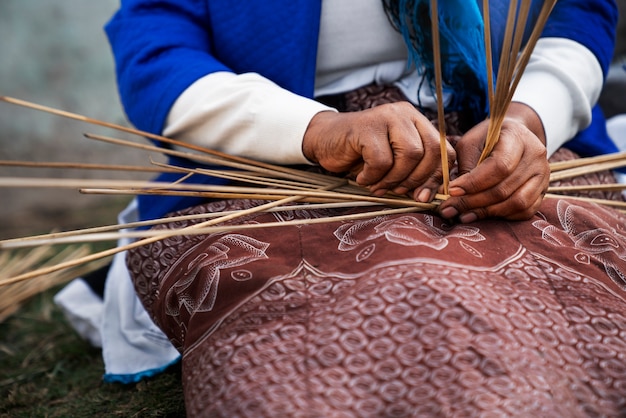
0 0 153 240
618 0 626 59
0 0 625 240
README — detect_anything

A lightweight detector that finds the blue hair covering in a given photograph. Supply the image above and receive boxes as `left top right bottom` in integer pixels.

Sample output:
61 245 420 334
383 0 544 124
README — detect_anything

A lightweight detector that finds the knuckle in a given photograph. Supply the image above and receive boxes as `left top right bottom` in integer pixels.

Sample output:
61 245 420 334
491 185 512 201
369 157 394 175
377 101 410 116
506 195 529 213
390 101 415 112
409 173 438 191
399 146 425 161
451 197 472 214
491 157 514 178
474 208 489 220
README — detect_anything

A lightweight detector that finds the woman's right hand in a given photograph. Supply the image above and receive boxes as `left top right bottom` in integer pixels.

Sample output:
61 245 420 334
302 102 456 202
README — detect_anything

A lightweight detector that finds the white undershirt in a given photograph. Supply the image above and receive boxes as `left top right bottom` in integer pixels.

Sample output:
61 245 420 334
164 0 603 162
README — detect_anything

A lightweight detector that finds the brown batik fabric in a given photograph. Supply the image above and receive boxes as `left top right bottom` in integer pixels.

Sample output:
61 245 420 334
127 196 626 417
126 86 626 417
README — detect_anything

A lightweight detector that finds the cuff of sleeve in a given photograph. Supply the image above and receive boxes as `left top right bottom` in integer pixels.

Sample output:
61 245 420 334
165 72 336 166
512 70 574 157
250 87 337 165
511 38 601 157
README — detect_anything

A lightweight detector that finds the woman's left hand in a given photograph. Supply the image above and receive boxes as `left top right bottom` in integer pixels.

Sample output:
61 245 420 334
437 102 551 222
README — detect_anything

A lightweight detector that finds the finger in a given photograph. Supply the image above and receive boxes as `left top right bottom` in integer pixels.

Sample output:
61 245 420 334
382 111 453 197
441 173 548 222
454 122 487 176
361 103 440 194
354 130 395 187
411 142 456 202
458 189 545 223
366 119 429 195
448 145 522 198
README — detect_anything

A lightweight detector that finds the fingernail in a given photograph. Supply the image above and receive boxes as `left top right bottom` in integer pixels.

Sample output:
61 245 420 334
416 188 432 203
393 186 409 196
459 212 478 223
440 207 458 219
449 187 465 197
372 188 388 197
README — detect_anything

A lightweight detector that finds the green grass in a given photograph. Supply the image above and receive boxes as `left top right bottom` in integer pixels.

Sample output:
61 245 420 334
0 286 185 417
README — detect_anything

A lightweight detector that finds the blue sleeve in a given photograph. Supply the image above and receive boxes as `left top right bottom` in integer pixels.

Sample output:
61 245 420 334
542 0 618 77
105 0 231 135
544 0 620 159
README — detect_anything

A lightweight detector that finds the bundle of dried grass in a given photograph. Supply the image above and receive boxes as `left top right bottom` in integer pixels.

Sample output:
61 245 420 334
478 0 557 162
0 244 110 323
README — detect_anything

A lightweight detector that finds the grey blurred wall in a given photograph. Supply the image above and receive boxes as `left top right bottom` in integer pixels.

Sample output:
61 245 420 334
0 1 152 238
0 0 127 155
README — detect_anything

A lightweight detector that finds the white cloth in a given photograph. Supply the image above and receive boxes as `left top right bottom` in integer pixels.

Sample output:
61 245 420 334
164 72 333 165
607 114 626 193
54 278 104 348
315 0 408 92
56 200 180 384
607 114 626 151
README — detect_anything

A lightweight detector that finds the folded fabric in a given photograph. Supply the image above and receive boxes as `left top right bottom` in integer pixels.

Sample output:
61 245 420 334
55 199 180 384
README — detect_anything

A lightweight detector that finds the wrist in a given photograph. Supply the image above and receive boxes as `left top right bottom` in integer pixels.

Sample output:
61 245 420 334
302 110 337 164
506 102 546 145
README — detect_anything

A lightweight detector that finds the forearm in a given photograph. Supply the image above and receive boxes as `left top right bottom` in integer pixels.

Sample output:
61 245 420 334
164 72 335 165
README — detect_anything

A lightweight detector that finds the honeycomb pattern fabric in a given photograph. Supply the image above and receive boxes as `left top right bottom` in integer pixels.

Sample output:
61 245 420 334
127 189 626 417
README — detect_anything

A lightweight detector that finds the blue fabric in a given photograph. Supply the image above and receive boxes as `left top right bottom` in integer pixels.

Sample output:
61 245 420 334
386 0 489 122
105 0 322 136
542 0 618 77
385 0 548 126
105 0 619 221
103 357 181 384
106 0 324 220
134 156 232 227
481 0 545 73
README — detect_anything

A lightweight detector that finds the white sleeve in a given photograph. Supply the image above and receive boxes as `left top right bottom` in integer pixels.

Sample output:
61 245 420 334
163 72 336 165
512 38 604 157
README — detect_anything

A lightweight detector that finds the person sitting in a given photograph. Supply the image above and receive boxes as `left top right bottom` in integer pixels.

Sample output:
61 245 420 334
59 1 626 416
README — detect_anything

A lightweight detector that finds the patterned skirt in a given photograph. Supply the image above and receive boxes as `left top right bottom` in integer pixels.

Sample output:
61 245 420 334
126 86 626 417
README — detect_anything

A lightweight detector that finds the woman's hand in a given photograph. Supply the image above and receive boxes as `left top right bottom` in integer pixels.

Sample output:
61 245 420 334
303 102 456 201
438 102 551 222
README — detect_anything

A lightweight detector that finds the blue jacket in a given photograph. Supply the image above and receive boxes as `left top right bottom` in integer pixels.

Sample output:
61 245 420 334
105 0 618 221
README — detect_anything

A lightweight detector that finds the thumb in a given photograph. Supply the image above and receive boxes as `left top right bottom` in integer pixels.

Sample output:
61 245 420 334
454 123 488 177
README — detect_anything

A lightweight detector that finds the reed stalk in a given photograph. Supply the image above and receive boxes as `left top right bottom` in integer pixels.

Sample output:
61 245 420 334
0 0 623 287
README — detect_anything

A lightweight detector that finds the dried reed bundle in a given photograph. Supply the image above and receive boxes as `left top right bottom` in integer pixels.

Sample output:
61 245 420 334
0 244 110 322
478 0 557 162
0 0 624 287
1 101 626 286
426 0 558 186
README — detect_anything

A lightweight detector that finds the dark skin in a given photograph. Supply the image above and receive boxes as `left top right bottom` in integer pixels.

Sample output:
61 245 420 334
303 101 550 222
